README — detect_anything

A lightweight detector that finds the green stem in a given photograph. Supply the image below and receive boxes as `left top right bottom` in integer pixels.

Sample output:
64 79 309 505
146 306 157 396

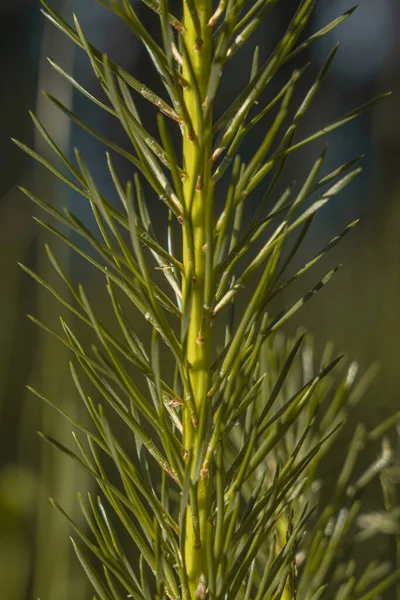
181 1 213 596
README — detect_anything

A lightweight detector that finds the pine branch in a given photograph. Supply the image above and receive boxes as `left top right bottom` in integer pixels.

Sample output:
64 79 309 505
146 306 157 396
15 1 398 599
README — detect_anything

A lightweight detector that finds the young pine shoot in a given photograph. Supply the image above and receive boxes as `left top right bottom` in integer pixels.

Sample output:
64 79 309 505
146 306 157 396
15 1 400 599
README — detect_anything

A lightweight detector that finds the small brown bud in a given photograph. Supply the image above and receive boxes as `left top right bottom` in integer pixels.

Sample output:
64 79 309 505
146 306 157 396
168 398 183 408
212 147 224 162
200 465 209 479
172 44 183 66
195 575 207 599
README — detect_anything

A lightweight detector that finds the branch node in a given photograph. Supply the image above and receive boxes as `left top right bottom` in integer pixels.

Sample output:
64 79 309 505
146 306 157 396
194 39 204 52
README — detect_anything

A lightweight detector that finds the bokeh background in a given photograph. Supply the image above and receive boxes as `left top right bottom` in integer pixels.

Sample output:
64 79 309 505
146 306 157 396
1 0 400 598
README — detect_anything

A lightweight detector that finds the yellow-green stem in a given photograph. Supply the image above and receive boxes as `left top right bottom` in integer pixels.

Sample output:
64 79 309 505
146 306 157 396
181 1 213 596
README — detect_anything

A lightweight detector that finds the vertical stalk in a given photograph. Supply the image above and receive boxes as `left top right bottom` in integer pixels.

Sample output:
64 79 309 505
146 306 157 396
181 1 213 596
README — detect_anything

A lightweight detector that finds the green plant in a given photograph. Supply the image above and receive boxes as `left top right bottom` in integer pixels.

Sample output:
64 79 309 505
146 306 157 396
15 0 400 598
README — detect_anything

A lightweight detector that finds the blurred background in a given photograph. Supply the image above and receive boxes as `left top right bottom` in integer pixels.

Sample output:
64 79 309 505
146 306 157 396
1 0 400 598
